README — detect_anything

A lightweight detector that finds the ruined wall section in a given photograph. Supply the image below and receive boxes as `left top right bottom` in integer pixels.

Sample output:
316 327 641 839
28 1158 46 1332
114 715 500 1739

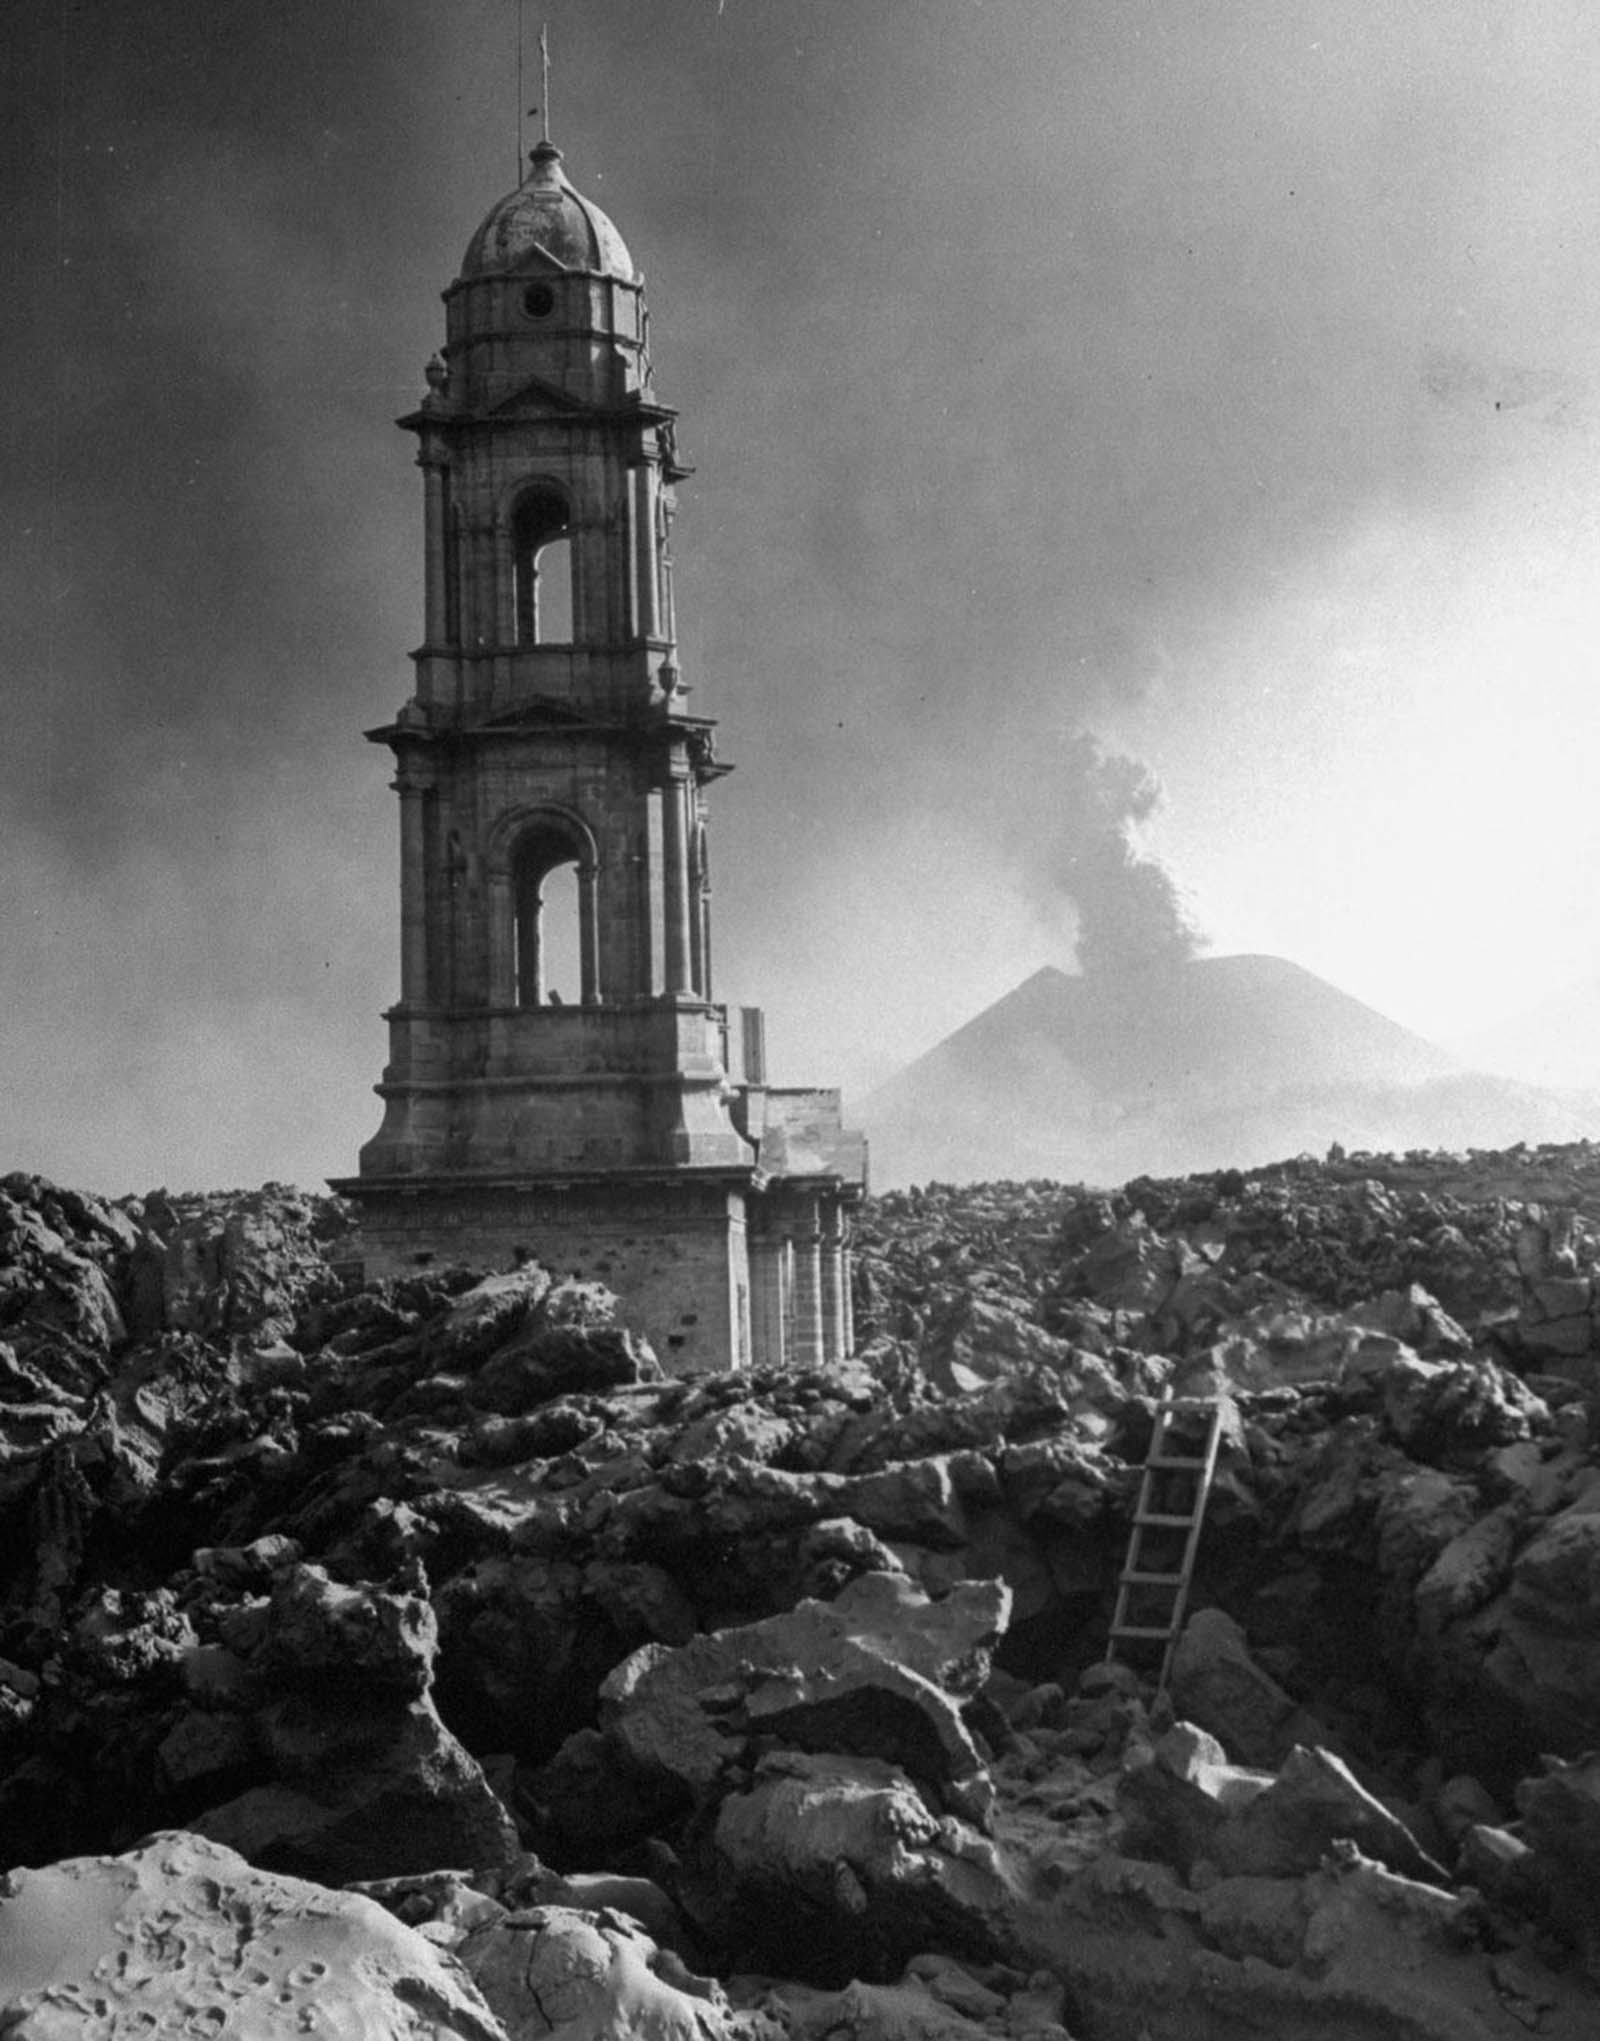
346 1177 749 1373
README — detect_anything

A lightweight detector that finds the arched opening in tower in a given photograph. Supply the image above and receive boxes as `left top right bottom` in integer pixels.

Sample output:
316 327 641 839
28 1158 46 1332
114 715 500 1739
513 489 574 645
513 831 587 1008
536 861 582 1005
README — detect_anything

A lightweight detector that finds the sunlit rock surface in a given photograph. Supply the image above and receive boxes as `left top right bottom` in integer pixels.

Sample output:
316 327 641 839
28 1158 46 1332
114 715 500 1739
0 1831 506 2038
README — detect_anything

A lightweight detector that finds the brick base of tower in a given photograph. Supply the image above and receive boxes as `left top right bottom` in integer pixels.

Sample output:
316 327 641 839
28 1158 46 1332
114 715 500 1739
330 1171 754 1374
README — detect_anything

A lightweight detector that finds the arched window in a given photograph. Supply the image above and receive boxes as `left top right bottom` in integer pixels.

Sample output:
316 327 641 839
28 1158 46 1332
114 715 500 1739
512 826 588 1007
513 489 573 646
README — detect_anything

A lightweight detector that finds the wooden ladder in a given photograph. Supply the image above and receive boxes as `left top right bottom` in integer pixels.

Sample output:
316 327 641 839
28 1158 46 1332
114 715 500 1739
1105 1390 1225 1695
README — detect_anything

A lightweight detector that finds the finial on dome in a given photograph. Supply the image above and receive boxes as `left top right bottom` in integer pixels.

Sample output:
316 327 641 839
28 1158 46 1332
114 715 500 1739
522 23 561 182
540 23 551 143
527 136 564 185
516 16 555 183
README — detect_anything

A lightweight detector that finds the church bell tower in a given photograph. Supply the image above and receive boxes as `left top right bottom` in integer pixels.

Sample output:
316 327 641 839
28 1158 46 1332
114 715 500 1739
332 136 865 1372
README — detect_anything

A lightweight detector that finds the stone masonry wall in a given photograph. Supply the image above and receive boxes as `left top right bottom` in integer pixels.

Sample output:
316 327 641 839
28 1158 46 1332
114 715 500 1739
345 1178 749 1373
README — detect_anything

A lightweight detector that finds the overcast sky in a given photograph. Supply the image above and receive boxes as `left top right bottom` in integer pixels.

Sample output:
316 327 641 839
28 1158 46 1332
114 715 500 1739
8 0 1600 1193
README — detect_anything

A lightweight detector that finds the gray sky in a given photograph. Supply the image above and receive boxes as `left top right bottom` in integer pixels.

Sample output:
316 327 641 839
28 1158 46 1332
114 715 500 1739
8 0 1600 1191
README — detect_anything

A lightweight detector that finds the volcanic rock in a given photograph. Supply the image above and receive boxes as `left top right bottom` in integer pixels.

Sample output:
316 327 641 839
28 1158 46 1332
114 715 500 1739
459 1902 753 2041
0 1174 133 1365
5 1150 1600 2034
257 1559 438 1693
751 1969 1061 2041
128 1184 349 1345
1476 1504 1600 1752
1210 1743 1449 1883
1119 1717 1447 1884
433 1551 700 1759
588 1573 1009 1825
1044 1846 1600 2041
1167 1609 1330 1768
192 1562 519 1884
1515 1752 1600 1981
0 1830 506 2038
703 1750 1018 1984
1115 1721 1270 1872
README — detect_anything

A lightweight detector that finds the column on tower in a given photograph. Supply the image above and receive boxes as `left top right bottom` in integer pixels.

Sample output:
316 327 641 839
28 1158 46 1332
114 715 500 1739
688 810 707 998
820 1201 848 1364
513 873 542 1008
633 461 660 639
466 510 497 651
659 487 678 641
579 862 601 1005
421 455 449 648
841 1220 856 1357
749 1228 788 1369
660 771 694 997
486 865 515 1007
396 770 430 1007
790 1194 825 1370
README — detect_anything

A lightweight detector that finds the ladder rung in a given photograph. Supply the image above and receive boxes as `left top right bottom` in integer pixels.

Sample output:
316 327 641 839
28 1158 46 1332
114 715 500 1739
1109 1392 1220 1695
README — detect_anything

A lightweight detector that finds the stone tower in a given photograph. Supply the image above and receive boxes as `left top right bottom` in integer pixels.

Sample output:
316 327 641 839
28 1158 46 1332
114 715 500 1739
331 138 865 1373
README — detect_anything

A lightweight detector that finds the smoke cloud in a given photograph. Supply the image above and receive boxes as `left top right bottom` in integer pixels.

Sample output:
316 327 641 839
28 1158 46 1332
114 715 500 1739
1048 736 1206 980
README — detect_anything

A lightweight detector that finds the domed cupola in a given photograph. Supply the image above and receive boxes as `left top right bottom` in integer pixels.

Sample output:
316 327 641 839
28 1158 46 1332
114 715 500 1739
461 139 637 282
442 139 651 408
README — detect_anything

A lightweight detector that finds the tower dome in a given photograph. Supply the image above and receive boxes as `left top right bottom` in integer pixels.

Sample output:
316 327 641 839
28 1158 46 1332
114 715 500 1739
461 140 637 282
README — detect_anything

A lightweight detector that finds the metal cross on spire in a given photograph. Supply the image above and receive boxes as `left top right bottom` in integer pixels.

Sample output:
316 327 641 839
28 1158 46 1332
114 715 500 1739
516 11 553 179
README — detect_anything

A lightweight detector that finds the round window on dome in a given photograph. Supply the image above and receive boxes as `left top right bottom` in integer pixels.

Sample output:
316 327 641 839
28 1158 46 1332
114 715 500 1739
522 283 556 320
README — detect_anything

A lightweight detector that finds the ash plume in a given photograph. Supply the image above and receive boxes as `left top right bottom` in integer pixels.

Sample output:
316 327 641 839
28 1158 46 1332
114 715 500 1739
1051 734 1205 979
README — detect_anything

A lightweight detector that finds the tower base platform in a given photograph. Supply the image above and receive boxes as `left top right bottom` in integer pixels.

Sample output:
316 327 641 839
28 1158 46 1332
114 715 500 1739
328 1169 754 1374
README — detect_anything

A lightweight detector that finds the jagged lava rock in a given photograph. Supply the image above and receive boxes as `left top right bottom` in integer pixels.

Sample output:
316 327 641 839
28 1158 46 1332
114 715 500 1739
1471 1503 1600 1754
1168 1608 1333 1768
6 1152 1600 2032
1118 1718 1447 1885
256 1558 437 1691
1213 1743 1449 1884
1037 1846 1600 2041
193 1563 519 1884
705 1750 1019 1985
127 1184 351 1345
459 1902 754 2041
1115 1720 1272 1874
0 1830 507 2039
592 1572 1009 1822
751 1964 1074 2041
0 1174 134 1365
1516 1752 1600 1981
